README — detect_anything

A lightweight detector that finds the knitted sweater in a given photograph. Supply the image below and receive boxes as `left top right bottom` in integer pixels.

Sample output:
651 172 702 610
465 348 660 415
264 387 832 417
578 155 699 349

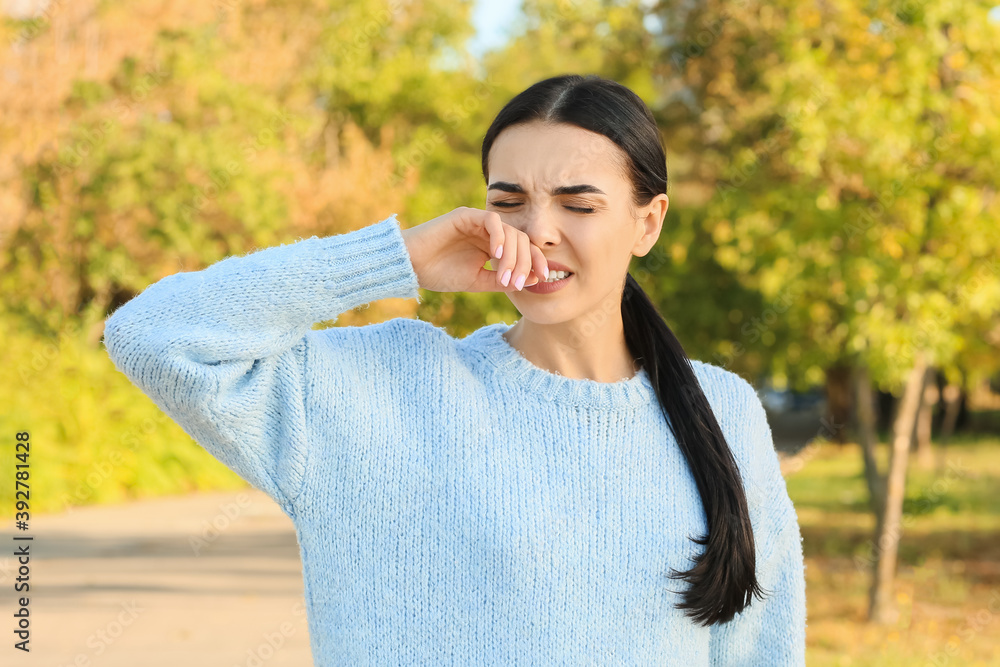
103 213 807 666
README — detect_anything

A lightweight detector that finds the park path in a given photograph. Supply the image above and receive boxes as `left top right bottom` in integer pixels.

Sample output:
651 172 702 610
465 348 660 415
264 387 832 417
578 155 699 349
1 489 313 666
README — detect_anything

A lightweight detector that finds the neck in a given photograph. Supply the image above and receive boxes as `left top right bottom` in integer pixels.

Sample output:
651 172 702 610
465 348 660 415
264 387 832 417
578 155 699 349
503 314 638 383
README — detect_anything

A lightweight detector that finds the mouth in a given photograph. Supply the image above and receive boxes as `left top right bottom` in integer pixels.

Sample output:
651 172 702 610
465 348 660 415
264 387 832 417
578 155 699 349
525 270 574 294
538 269 574 283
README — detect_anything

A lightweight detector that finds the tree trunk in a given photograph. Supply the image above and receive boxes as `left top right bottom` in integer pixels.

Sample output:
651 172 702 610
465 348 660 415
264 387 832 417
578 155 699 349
936 381 963 474
868 351 929 624
825 362 853 444
913 367 938 469
324 119 341 170
876 389 895 435
855 363 885 517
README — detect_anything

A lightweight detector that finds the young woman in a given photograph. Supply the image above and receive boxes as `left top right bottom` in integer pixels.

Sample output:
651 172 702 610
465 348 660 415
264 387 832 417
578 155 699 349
104 74 806 665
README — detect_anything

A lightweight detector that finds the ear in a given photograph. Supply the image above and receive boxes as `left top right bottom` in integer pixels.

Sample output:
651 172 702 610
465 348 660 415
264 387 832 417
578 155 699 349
631 194 669 258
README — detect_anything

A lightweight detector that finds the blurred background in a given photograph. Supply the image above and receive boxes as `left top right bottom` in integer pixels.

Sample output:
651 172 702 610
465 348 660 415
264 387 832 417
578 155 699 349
1 0 998 664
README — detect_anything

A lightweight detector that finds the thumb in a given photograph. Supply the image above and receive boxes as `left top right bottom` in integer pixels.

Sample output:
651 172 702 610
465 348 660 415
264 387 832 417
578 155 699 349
468 266 540 293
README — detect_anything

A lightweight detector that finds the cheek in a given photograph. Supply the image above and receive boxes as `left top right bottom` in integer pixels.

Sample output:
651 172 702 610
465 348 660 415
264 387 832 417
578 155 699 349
569 218 632 277
585 233 630 267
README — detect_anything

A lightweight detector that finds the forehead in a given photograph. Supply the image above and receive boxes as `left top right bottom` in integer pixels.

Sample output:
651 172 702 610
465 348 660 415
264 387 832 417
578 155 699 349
488 122 626 191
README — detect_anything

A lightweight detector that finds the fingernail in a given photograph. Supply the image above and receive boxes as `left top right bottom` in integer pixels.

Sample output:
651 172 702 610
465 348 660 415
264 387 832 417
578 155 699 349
514 274 526 290
501 268 512 286
495 245 503 259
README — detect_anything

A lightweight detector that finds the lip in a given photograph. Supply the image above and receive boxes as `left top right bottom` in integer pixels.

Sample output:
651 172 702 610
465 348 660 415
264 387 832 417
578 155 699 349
525 272 573 294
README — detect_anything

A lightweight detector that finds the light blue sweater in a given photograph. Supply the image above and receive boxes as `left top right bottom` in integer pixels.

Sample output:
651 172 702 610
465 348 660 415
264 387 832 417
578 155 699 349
103 214 807 665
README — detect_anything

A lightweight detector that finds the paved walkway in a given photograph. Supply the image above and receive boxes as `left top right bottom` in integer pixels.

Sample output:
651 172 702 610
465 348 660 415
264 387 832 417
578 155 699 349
1 489 312 666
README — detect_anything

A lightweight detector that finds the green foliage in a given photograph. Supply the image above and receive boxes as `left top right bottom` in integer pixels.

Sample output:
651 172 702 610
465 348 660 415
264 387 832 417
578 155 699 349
0 318 247 519
653 0 1000 390
3 22 299 339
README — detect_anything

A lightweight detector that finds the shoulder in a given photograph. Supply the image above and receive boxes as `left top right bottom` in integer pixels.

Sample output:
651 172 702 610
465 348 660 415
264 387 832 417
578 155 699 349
307 316 460 368
689 360 800 563
688 358 778 501
688 358 760 410
688 359 768 429
335 315 454 340
374 317 459 353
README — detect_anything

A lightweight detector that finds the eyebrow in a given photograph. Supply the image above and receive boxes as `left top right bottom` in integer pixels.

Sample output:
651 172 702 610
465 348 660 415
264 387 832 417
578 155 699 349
487 182 607 196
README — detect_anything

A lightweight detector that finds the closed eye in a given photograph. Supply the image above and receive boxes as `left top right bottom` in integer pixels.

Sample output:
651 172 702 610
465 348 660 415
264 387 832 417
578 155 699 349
489 201 595 214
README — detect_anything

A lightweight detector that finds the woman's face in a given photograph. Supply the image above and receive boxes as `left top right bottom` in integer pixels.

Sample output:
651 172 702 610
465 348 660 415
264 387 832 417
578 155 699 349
485 121 667 325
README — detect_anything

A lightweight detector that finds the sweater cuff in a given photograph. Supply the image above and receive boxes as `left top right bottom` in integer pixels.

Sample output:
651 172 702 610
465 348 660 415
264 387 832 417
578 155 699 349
319 213 423 313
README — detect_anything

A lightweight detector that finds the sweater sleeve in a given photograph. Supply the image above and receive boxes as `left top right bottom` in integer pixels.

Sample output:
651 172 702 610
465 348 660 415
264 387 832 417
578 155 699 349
708 381 808 666
101 214 421 516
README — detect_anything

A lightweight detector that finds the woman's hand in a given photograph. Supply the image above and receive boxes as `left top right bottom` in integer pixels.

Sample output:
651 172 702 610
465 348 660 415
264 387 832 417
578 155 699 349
400 207 549 293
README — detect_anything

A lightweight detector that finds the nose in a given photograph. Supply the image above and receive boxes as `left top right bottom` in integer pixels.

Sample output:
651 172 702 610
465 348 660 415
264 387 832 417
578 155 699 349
520 203 560 248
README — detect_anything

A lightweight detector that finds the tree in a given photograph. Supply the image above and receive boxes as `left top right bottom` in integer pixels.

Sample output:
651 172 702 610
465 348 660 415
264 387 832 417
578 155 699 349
2 0 494 339
649 0 1000 623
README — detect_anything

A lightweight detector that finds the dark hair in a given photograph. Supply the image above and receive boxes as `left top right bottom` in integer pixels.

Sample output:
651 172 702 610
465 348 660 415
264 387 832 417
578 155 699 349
480 74 767 626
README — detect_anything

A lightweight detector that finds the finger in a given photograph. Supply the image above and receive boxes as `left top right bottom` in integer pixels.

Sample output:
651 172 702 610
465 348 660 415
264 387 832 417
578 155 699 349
470 264 504 293
512 232 533 290
481 210 505 261
496 223 519 289
528 243 548 284
478 210 507 278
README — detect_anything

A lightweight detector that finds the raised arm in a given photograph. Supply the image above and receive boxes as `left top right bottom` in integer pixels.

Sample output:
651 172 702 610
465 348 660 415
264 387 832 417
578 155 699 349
708 380 808 666
102 214 421 516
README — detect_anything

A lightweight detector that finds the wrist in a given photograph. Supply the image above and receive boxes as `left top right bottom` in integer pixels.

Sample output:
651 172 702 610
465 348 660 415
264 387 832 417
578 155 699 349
399 226 424 288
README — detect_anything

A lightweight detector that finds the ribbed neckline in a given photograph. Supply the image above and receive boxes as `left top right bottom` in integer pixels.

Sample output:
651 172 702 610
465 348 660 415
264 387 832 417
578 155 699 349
463 321 656 410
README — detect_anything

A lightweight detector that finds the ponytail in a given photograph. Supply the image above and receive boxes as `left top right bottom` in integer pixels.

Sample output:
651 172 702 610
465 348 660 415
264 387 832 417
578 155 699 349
622 272 766 626
481 72 768 626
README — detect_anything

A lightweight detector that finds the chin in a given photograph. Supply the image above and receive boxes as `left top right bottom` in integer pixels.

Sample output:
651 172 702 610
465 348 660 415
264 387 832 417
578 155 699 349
511 302 582 326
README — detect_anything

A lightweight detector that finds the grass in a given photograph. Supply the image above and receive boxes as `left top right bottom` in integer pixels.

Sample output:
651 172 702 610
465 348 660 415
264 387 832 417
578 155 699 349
790 433 1000 666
